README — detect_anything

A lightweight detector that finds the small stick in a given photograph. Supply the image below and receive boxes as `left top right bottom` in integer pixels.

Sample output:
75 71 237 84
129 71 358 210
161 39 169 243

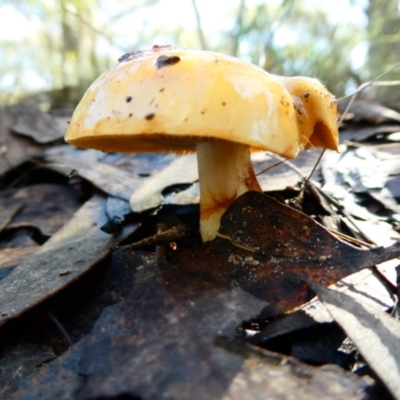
325 228 373 248
154 223 168 264
118 224 190 251
255 158 289 176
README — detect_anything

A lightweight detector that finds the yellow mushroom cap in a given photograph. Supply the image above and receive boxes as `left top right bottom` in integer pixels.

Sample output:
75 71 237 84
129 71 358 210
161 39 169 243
65 46 338 158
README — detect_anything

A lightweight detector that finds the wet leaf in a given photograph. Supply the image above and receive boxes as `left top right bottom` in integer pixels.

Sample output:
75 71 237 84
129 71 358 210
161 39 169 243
171 191 400 317
0 195 138 326
308 281 400 400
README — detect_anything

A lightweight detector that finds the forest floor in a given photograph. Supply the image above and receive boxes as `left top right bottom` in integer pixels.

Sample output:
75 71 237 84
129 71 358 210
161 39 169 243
1 99 400 399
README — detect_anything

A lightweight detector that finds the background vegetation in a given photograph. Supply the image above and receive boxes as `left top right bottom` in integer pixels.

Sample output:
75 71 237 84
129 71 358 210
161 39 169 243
0 0 399 109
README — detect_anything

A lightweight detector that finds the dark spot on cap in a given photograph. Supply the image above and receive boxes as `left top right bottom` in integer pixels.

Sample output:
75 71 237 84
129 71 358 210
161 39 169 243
118 53 131 62
152 44 174 52
67 121 70 124
156 55 181 69
145 113 155 120
303 92 310 98
149 98 154 105
126 96 132 103
201 111 205 115
129 113 132 117
159 88 165 92
222 102 226 106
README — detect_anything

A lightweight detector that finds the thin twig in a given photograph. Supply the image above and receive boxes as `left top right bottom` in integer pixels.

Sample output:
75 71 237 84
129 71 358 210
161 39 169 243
289 149 326 208
325 228 374 248
46 311 73 348
118 224 190 251
337 61 400 127
255 157 288 176
154 223 168 264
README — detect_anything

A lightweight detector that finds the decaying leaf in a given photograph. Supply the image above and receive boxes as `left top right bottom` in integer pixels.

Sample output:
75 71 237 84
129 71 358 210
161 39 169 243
10 253 374 400
0 195 138 326
308 281 400 400
170 191 400 317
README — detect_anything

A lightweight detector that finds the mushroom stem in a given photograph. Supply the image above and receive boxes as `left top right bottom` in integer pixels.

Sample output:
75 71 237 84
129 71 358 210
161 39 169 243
196 140 262 242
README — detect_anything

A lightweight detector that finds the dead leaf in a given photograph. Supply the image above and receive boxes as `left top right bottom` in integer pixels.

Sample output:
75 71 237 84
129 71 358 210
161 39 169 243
0 247 38 270
387 176 400 198
44 146 141 200
308 281 400 400
219 339 370 400
0 195 138 326
340 125 400 143
0 105 48 177
129 154 198 212
338 99 400 124
45 146 187 202
12 103 64 144
0 203 22 233
170 191 400 317
0 342 55 399
1 184 81 236
10 253 373 400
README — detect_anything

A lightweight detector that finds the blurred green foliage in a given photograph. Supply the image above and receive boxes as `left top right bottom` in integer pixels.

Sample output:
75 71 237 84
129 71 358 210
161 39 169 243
0 0 399 109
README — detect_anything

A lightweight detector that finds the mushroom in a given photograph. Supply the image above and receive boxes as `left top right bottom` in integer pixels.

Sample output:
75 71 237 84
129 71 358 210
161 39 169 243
65 45 339 242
